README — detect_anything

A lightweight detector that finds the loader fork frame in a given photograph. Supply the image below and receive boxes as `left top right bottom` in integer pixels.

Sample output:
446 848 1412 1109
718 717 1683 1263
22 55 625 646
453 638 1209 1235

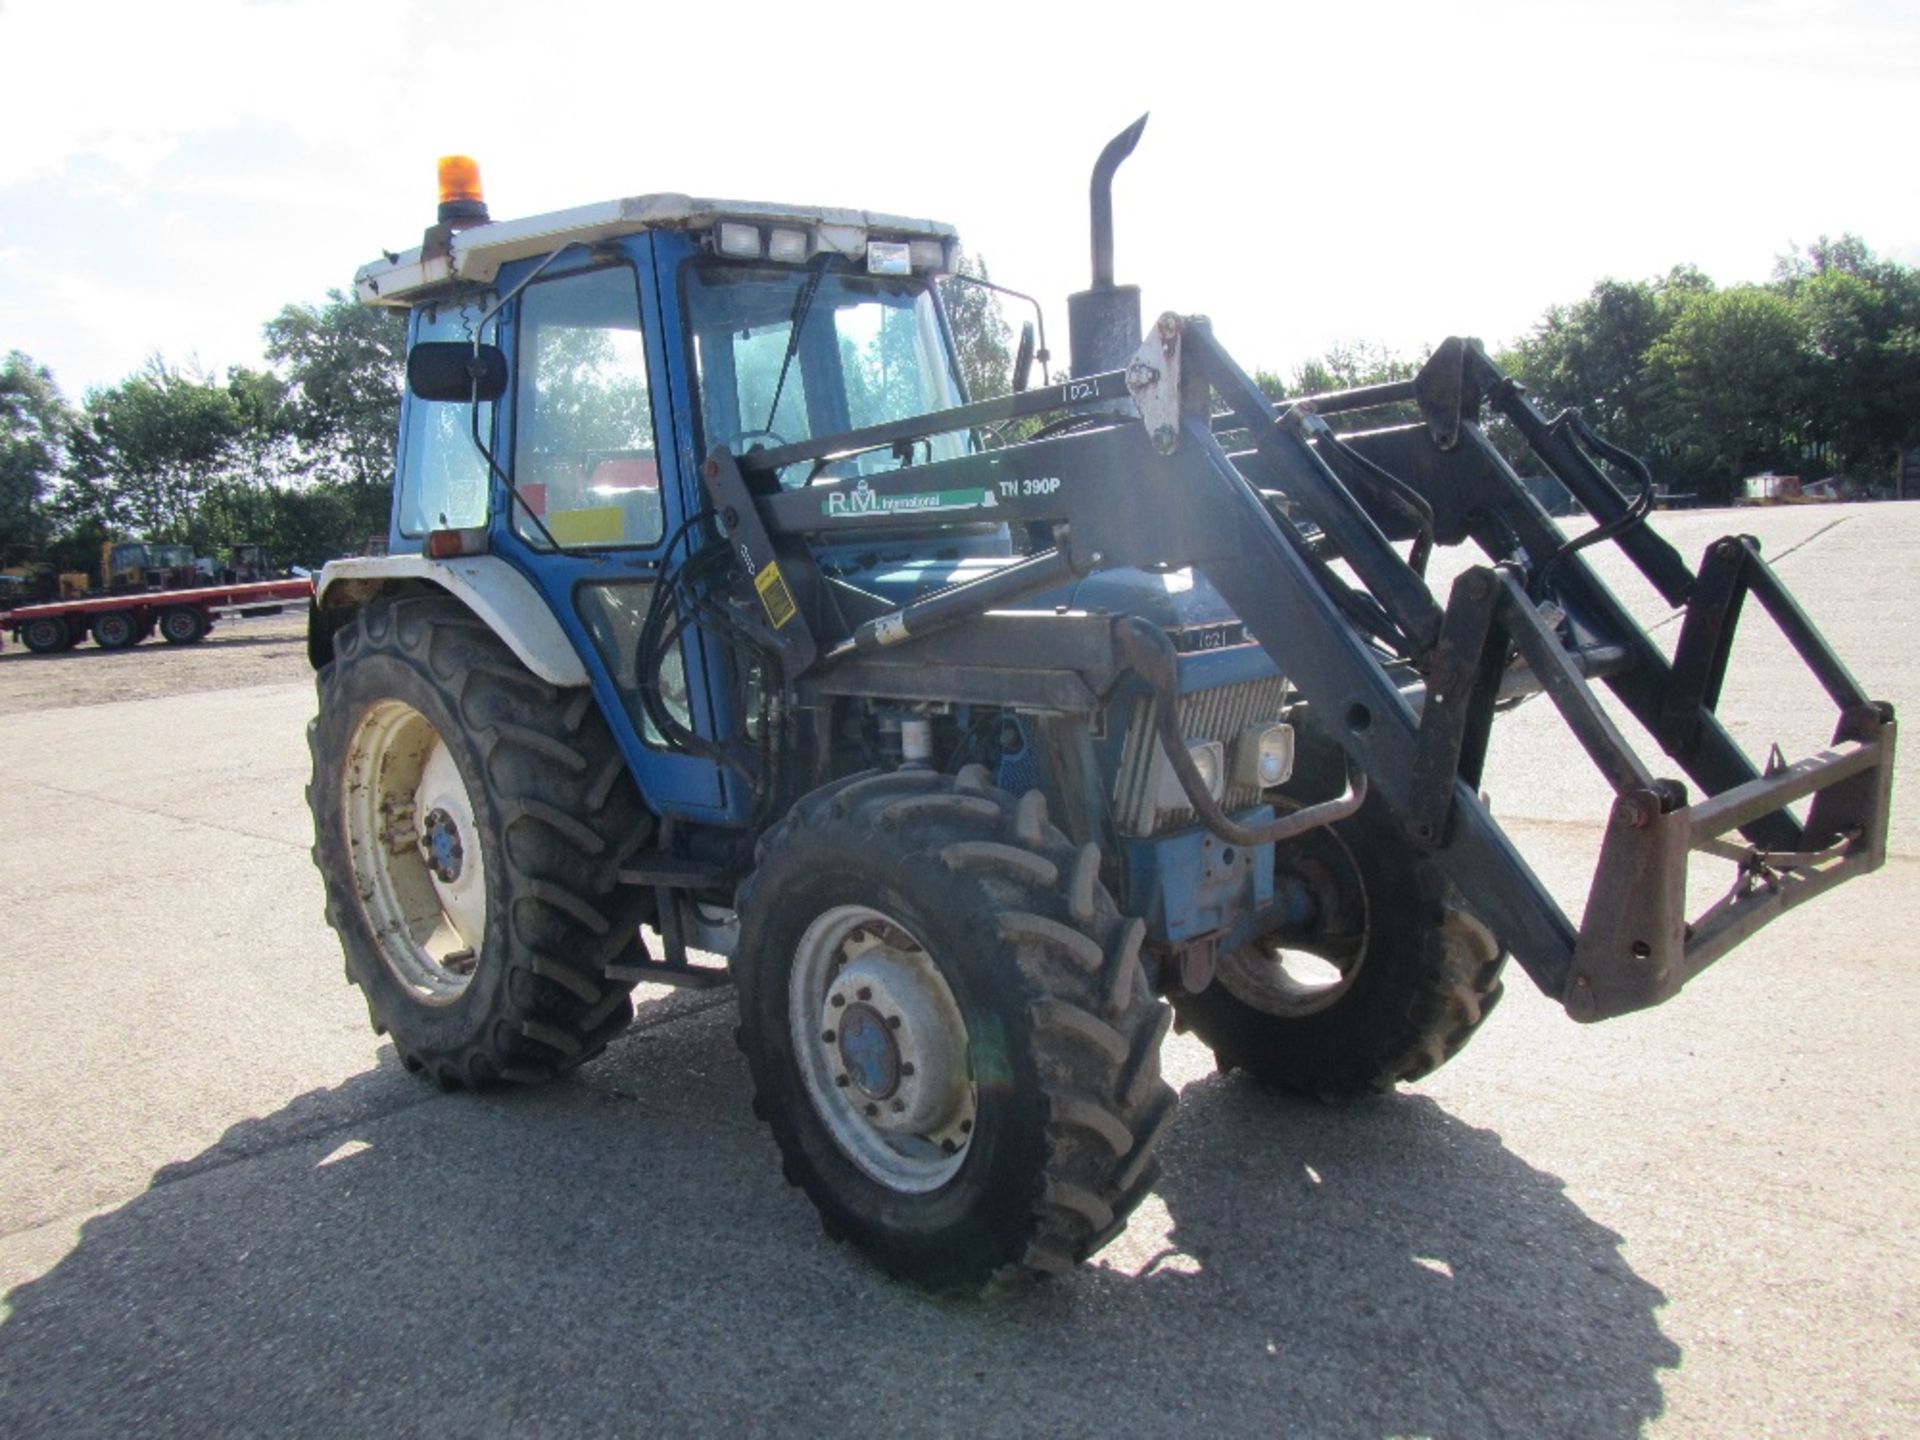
700 317 1894 1023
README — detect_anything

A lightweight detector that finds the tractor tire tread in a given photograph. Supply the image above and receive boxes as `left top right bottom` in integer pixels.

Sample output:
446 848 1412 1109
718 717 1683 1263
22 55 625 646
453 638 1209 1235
734 772 1175 1293
309 594 652 1090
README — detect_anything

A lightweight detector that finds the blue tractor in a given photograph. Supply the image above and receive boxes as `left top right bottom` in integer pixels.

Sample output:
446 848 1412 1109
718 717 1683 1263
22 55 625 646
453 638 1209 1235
308 128 1895 1292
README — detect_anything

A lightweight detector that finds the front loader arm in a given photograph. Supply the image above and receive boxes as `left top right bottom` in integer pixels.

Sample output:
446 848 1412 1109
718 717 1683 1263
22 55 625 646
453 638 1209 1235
700 316 1894 1022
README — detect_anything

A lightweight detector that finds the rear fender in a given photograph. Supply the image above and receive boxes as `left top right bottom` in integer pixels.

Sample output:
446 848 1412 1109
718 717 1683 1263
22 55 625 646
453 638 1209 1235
309 555 588 687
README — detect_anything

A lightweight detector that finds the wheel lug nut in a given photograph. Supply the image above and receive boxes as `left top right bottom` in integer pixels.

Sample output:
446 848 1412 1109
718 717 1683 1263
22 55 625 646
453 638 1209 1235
856 987 872 1002
941 1139 958 1154
959 1120 973 1134
835 1075 850 1087
830 994 846 1008
891 1099 906 1113
822 1030 836 1043
900 1062 915 1077
886 1014 901 1029
864 1103 879 1117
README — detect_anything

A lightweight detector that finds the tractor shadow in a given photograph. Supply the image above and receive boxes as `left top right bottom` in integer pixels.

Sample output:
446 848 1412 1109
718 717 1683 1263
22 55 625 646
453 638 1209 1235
0 1000 1676 1438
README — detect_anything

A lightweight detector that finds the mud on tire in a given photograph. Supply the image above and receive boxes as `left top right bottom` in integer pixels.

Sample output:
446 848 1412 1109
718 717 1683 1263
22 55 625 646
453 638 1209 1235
307 594 655 1089
1173 794 1506 1099
734 766 1177 1293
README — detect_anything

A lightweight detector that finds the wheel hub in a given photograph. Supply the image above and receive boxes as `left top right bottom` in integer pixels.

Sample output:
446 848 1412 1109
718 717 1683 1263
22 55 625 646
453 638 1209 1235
420 807 465 884
820 953 970 1138
835 1003 899 1099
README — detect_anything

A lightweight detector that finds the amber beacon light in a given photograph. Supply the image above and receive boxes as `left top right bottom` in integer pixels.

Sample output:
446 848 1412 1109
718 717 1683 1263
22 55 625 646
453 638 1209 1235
436 155 489 225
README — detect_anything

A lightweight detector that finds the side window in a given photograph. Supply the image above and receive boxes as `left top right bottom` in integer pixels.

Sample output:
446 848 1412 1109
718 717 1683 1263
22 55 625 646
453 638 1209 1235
575 581 689 747
512 265 663 549
396 299 495 537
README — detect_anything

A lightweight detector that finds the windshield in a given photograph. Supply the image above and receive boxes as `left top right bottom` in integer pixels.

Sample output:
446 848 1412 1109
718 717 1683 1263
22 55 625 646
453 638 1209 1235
685 262 968 488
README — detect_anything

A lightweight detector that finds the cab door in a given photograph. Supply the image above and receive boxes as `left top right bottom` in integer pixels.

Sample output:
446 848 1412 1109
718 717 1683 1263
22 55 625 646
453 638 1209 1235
488 235 739 824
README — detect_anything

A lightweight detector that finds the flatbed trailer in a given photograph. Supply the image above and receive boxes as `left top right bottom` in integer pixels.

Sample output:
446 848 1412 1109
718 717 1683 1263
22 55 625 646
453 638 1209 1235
1 577 315 654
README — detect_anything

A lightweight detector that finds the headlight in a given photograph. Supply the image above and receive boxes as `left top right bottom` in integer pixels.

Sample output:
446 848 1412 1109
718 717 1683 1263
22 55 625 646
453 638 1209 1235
1153 738 1226 813
1233 721 1295 790
1188 740 1224 798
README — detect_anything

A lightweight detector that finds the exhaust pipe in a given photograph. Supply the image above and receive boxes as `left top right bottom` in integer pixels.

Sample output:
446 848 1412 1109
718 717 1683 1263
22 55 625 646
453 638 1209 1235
1068 114 1148 383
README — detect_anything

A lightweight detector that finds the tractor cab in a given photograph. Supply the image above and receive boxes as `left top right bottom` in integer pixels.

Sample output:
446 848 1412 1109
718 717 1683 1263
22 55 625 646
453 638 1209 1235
342 162 989 823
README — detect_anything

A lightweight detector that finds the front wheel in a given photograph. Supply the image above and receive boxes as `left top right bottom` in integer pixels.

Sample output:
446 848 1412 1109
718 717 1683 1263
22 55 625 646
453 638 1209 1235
1173 794 1506 1098
735 768 1176 1292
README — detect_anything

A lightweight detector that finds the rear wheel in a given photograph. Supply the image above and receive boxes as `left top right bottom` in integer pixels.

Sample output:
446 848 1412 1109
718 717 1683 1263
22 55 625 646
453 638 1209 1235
1173 794 1506 1098
736 768 1176 1292
159 606 208 644
91 611 140 649
21 616 69 654
308 594 656 1088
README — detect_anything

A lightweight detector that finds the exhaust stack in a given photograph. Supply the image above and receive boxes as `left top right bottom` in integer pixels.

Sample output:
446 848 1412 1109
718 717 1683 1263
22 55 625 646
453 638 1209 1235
1067 115 1148 382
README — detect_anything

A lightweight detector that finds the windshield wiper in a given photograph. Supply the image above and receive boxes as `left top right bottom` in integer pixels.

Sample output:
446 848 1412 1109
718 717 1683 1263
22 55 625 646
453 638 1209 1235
762 256 830 435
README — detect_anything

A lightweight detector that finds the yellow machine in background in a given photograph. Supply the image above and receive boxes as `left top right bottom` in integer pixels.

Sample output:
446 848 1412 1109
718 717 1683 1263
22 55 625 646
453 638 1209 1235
101 541 197 592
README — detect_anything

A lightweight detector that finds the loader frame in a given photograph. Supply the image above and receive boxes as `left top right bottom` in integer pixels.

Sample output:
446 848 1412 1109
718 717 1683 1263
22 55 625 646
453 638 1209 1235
699 314 1895 1023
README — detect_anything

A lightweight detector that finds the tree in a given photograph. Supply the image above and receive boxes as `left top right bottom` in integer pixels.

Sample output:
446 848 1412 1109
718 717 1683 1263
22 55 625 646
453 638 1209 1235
1777 239 1920 476
1774 233 1887 285
0 351 73 561
263 290 407 491
1645 286 1813 500
1288 341 1420 398
1501 268 1710 463
1252 342 1423 429
263 290 407 556
70 360 248 544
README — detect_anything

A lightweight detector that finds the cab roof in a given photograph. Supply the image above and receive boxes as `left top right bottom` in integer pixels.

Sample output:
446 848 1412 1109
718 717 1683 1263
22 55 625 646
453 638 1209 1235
354 193 959 308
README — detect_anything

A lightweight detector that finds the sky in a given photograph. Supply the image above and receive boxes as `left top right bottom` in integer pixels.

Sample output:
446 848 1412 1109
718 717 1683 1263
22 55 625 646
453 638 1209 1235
1 0 1915 400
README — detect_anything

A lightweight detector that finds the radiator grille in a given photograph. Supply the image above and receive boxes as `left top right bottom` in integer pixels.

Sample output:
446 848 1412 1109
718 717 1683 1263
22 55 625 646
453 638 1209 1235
1113 676 1290 836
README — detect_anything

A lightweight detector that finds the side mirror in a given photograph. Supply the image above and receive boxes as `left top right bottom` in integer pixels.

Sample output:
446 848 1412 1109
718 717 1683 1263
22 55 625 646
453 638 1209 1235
1012 321 1036 394
408 341 508 403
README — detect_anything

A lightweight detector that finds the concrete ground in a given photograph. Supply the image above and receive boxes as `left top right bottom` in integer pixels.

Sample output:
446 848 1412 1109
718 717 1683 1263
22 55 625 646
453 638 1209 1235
0 505 1913 1437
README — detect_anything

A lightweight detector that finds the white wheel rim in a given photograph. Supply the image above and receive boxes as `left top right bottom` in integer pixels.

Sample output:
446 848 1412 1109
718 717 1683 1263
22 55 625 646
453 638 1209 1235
342 699 488 1003
789 904 974 1194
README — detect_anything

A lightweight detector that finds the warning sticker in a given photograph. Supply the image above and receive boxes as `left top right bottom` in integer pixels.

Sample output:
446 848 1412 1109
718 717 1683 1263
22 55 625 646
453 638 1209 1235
754 561 798 630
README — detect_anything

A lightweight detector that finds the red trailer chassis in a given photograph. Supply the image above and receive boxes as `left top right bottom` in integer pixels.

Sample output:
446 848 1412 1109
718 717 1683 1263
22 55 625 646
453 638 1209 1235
1 577 315 653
